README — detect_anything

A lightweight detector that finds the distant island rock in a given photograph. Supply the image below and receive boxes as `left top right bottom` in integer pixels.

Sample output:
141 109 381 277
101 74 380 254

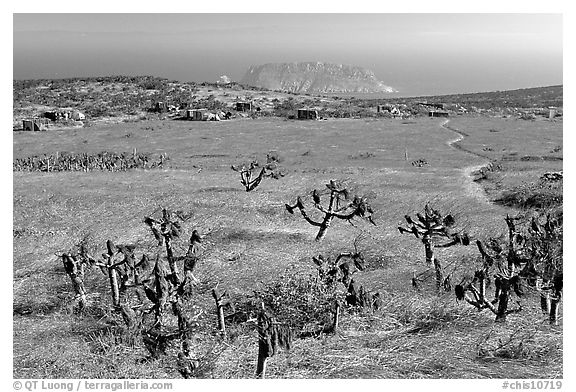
240 62 397 94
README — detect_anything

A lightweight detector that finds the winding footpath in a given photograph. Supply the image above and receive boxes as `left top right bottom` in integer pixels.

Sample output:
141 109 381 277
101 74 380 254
440 119 492 205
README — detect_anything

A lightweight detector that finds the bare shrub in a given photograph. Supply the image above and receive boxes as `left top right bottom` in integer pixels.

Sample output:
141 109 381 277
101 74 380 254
399 204 470 291
285 179 376 241
231 152 287 191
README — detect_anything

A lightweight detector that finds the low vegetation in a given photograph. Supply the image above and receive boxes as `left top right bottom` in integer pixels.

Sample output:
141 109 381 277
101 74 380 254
457 212 562 324
399 204 470 291
13 77 563 129
13 150 169 172
231 152 286 192
13 81 563 379
285 180 376 241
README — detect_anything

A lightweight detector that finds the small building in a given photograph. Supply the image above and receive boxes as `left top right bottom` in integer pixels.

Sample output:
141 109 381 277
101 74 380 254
22 119 49 131
236 102 252 112
43 108 86 121
43 110 71 121
188 109 209 121
154 101 168 113
419 102 445 110
429 111 449 118
548 107 556 119
297 108 319 120
71 111 86 121
377 104 401 116
377 104 391 113
207 112 221 121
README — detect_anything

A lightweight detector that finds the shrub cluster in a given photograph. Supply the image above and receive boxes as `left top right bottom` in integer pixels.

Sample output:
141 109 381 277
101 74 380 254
13 151 169 172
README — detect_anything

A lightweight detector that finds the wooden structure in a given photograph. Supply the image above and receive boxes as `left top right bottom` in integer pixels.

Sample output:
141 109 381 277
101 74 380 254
377 104 394 113
236 102 252 112
187 109 209 121
378 105 401 116
44 109 84 122
429 110 449 118
22 119 49 131
419 102 445 110
71 111 86 121
43 110 71 121
297 108 319 120
153 101 170 113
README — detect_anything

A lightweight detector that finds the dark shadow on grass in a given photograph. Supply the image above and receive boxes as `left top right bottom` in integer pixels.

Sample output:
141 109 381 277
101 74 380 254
13 301 62 316
256 205 282 217
188 154 229 158
217 227 309 243
196 186 241 193
503 155 563 162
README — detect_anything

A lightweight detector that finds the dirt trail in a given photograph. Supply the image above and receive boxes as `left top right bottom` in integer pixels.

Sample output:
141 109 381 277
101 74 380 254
440 119 491 205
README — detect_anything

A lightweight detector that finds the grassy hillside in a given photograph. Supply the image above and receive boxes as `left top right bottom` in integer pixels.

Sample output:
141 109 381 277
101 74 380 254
379 85 563 109
13 115 562 379
13 77 563 131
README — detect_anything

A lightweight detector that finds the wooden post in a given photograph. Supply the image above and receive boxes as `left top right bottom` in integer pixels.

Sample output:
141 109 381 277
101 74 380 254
423 237 434 265
256 313 269 379
433 256 443 291
62 254 87 309
495 278 510 322
332 301 340 332
540 292 550 315
549 295 561 325
212 289 226 338
256 343 268 378
106 240 120 307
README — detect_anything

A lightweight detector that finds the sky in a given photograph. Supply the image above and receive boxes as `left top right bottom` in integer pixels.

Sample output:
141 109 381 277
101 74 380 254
13 13 563 96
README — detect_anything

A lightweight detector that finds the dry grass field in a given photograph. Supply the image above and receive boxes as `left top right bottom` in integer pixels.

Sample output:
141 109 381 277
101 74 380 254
13 115 562 379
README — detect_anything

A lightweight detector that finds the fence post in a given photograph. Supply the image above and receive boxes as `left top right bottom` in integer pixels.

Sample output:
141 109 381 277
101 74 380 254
256 313 268 379
106 240 120 307
212 289 226 338
62 254 87 309
332 300 340 332
549 295 561 325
